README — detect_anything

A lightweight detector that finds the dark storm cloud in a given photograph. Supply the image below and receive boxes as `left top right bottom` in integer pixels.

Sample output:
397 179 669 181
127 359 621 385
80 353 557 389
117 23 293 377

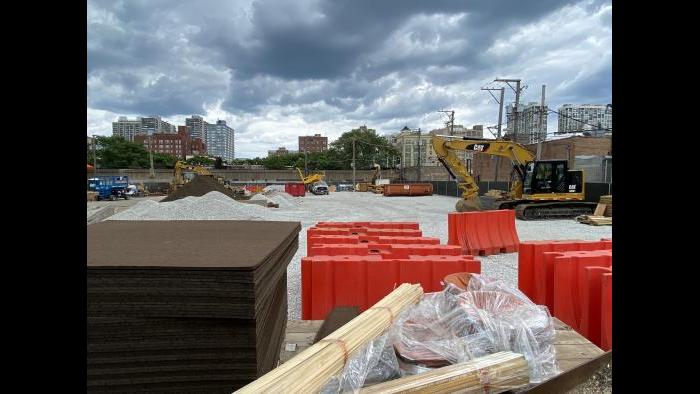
87 0 612 156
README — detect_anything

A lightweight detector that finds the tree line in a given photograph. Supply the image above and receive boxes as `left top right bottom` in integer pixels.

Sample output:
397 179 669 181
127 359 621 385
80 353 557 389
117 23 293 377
87 127 400 171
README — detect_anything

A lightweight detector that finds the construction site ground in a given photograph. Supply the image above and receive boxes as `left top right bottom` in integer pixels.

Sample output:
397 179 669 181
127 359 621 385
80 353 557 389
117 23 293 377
87 190 612 392
262 191 613 320
87 196 164 224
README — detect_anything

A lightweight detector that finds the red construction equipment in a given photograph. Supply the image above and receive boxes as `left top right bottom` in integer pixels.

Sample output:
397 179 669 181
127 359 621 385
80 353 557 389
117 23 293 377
285 183 306 197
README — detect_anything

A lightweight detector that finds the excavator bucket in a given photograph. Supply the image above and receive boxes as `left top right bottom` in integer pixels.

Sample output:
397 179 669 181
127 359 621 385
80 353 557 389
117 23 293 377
455 197 483 212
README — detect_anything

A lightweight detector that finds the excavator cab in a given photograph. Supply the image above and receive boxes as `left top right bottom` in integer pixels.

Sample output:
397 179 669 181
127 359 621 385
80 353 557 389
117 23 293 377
523 160 583 196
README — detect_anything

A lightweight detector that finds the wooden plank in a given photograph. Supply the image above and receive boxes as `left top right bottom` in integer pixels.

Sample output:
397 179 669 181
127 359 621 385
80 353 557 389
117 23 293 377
285 320 323 333
593 203 606 216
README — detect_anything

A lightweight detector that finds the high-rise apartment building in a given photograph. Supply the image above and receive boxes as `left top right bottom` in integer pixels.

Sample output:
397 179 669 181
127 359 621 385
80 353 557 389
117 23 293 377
206 120 235 161
299 134 328 153
185 115 209 142
140 116 176 135
506 102 548 144
557 104 612 135
113 116 176 140
112 117 142 141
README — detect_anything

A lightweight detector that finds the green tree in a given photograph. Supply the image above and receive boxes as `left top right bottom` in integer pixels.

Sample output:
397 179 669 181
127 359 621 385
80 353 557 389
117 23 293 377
152 152 179 168
328 126 399 170
86 135 178 169
186 155 215 166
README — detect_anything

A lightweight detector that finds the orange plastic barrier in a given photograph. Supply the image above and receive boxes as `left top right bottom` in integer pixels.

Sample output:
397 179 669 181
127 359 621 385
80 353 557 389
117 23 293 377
518 239 613 302
301 255 481 320
307 227 422 238
307 235 440 255
308 243 464 258
601 273 612 351
579 266 612 348
315 222 419 230
553 251 613 332
447 210 520 256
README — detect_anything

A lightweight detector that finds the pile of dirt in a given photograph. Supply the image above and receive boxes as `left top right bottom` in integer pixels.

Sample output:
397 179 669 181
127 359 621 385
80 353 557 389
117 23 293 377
161 175 240 203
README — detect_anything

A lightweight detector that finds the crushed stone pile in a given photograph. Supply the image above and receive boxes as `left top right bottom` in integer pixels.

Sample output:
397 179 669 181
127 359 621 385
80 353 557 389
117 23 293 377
161 175 240 202
266 190 300 209
250 193 272 203
263 185 285 194
109 191 281 221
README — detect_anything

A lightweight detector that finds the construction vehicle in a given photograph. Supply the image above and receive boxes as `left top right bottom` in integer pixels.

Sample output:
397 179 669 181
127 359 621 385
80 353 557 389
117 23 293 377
296 168 325 186
431 135 596 220
310 181 329 195
87 176 130 201
170 161 213 192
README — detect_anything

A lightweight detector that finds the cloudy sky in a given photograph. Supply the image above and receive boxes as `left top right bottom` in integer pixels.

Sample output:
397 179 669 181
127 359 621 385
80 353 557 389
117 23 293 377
87 0 611 158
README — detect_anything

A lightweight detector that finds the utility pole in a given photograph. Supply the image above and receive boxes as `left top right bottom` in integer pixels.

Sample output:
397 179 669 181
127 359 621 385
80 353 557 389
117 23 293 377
416 128 422 182
481 87 505 138
92 135 97 177
494 78 524 143
497 88 505 138
352 138 356 191
149 134 155 179
537 84 546 160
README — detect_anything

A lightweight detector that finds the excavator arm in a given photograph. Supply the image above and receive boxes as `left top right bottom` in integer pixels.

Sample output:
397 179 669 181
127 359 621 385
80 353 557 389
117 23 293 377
296 167 324 185
431 136 536 208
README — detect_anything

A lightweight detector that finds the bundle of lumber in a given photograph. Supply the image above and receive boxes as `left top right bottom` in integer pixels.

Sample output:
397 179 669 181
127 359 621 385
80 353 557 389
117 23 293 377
87 220 300 393
360 351 529 394
236 283 424 393
599 195 612 217
575 215 612 226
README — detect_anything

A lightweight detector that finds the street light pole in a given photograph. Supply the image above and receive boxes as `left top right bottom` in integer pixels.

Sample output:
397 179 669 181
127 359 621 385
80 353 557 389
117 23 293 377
149 134 155 179
352 138 356 191
92 135 97 178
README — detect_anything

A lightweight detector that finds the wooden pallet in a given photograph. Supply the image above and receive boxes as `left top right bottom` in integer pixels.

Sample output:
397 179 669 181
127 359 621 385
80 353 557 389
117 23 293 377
576 215 612 226
278 318 604 387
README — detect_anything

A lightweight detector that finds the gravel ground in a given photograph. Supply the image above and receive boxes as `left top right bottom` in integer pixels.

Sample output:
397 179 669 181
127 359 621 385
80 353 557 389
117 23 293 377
87 196 164 219
105 191 611 319
568 363 612 393
102 190 612 391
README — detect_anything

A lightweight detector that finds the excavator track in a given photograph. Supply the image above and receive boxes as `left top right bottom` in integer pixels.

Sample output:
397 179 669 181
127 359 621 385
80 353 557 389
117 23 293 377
514 201 596 220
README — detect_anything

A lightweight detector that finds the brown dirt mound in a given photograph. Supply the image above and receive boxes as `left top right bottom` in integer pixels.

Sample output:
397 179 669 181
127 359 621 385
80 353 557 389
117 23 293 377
161 175 239 202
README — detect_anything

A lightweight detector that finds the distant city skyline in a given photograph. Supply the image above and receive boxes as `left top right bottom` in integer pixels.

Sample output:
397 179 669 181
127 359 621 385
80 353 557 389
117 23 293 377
88 0 612 158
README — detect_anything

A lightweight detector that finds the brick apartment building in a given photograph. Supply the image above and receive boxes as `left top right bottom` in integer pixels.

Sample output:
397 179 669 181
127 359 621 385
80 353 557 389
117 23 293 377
135 127 207 159
298 134 328 153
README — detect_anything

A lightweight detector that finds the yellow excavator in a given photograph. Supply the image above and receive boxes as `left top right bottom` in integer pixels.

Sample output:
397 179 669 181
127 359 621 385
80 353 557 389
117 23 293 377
170 161 214 192
431 135 596 220
296 167 324 185
367 164 384 193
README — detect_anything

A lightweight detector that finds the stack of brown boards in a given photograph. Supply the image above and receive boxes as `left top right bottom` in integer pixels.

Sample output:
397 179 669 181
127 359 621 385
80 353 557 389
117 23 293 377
87 220 300 393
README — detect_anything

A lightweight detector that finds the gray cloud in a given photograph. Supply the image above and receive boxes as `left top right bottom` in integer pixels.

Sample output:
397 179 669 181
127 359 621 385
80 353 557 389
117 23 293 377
87 0 611 157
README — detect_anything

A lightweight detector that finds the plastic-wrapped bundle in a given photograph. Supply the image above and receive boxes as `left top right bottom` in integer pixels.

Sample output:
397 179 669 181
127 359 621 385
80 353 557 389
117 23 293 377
321 333 402 393
322 274 559 392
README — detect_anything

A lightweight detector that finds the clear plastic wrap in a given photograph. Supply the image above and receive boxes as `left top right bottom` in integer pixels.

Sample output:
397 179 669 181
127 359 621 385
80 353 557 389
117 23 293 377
321 274 560 393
